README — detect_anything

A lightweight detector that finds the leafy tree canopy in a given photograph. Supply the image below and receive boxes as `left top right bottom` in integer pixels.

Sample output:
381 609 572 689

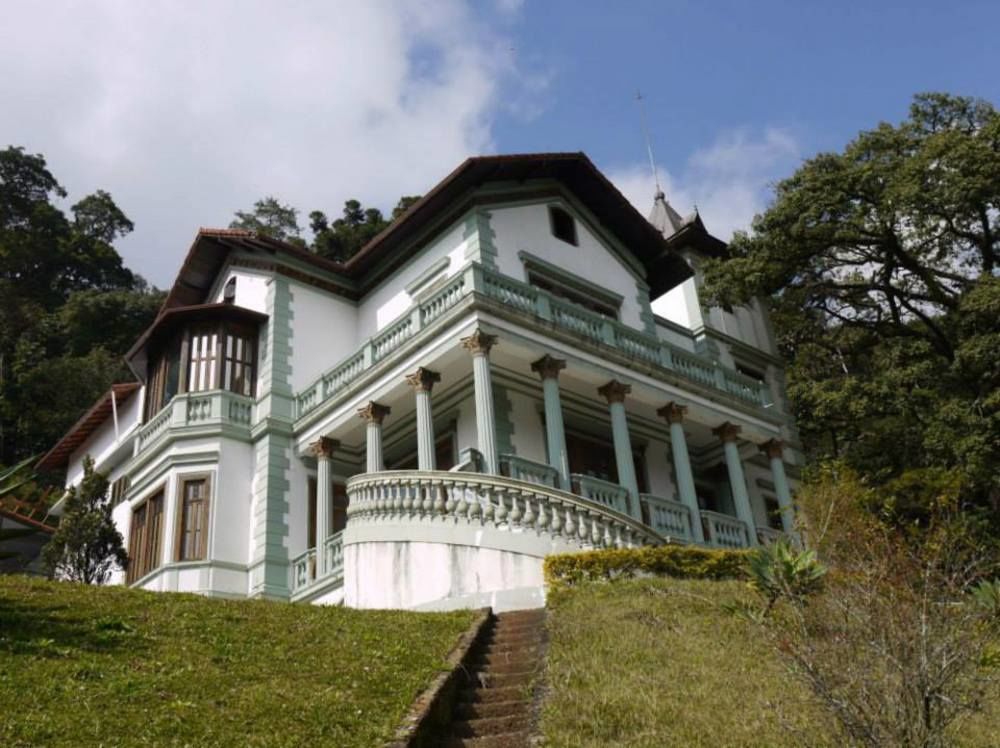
0 146 162 468
232 195 421 263
703 93 1000 521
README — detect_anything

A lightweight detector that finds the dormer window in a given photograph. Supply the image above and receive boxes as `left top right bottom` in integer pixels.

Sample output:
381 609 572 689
223 276 237 304
548 206 578 246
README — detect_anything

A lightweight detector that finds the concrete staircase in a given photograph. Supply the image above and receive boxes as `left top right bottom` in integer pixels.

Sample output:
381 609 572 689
446 609 545 747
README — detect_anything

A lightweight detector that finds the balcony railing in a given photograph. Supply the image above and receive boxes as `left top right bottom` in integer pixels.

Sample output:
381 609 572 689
640 493 695 542
295 263 773 420
500 453 559 488
572 474 631 517
290 530 345 596
346 470 663 551
135 390 254 455
701 510 751 549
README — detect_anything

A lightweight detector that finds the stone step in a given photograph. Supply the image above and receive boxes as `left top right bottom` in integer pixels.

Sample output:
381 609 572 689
495 608 546 621
474 670 535 689
474 650 540 666
454 699 531 720
452 714 530 738
491 622 544 635
445 731 532 748
457 685 529 704
472 660 537 676
484 631 542 646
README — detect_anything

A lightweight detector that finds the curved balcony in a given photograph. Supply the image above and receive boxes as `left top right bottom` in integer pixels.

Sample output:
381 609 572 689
340 470 663 611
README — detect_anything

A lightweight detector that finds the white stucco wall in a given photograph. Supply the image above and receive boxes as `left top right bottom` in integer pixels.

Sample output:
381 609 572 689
489 201 647 330
356 222 469 339
209 267 271 314
65 392 142 488
287 281 359 392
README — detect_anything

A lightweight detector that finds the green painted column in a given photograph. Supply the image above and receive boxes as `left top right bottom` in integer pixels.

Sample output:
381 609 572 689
309 437 337 574
714 422 759 546
657 402 705 543
406 368 441 471
598 380 641 519
358 402 391 473
461 328 500 474
531 355 570 490
761 439 795 534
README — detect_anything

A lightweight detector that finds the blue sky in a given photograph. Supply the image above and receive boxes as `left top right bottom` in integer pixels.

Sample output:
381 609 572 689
2 1 997 286
495 1 999 167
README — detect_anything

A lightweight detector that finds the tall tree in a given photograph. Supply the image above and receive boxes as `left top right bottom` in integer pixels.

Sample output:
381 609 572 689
229 196 304 246
311 195 421 262
0 146 160 466
703 93 1000 518
43 455 127 584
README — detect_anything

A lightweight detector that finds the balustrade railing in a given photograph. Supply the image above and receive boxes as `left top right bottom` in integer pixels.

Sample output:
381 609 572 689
500 454 559 488
135 391 254 455
346 470 662 550
756 526 784 545
571 474 631 517
289 531 345 596
701 510 750 549
295 261 773 419
640 493 694 541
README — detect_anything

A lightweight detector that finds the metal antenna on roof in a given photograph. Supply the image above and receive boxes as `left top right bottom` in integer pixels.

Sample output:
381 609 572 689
635 90 663 198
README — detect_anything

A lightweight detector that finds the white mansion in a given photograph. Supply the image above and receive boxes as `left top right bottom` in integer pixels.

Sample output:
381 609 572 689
39 153 799 611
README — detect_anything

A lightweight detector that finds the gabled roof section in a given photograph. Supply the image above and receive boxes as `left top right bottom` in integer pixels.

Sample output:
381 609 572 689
648 192 728 260
36 383 141 473
162 153 694 309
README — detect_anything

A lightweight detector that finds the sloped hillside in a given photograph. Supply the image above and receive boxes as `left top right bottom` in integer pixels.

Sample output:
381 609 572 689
0 577 474 747
541 577 999 747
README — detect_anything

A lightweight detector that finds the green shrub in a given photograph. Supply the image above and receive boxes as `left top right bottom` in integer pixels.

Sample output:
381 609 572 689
747 539 827 614
544 544 748 586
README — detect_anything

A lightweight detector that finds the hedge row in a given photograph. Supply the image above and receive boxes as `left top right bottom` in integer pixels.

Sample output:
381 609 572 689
544 544 749 586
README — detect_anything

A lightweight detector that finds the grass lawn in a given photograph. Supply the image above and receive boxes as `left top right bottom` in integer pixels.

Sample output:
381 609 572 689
0 576 475 747
541 577 1000 747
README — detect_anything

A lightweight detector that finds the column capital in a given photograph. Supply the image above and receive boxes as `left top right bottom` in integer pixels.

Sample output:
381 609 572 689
597 379 631 404
531 354 566 380
358 401 391 424
308 436 339 458
760 438 784 460
712 421 742 443
405 367 441 392
657 402 687 424
461 328 498 356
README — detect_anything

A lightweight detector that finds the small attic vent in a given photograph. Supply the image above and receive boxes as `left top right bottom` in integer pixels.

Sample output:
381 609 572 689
223 277 237 304
548 206 578 246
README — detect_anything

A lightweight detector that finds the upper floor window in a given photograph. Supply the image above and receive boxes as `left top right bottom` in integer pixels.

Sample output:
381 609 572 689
548 206 578 246
144 321 258 420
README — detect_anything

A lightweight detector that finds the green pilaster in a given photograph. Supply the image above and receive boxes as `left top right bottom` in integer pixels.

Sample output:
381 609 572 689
636 279 657 336
463 209 499 270
249 277 295 599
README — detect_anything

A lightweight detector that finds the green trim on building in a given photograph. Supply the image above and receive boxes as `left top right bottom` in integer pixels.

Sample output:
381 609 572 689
249 276 296 600
492 382 516 456
636 279 657 336
463 209 498 270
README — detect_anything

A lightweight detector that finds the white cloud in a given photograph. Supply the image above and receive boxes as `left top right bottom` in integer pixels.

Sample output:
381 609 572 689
0 0 537 286
607 127 801 239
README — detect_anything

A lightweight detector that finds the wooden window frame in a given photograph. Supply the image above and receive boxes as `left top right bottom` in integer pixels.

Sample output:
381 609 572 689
144 321 259 422
175 473 212 562
126 486 165 584
109 475 131 507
